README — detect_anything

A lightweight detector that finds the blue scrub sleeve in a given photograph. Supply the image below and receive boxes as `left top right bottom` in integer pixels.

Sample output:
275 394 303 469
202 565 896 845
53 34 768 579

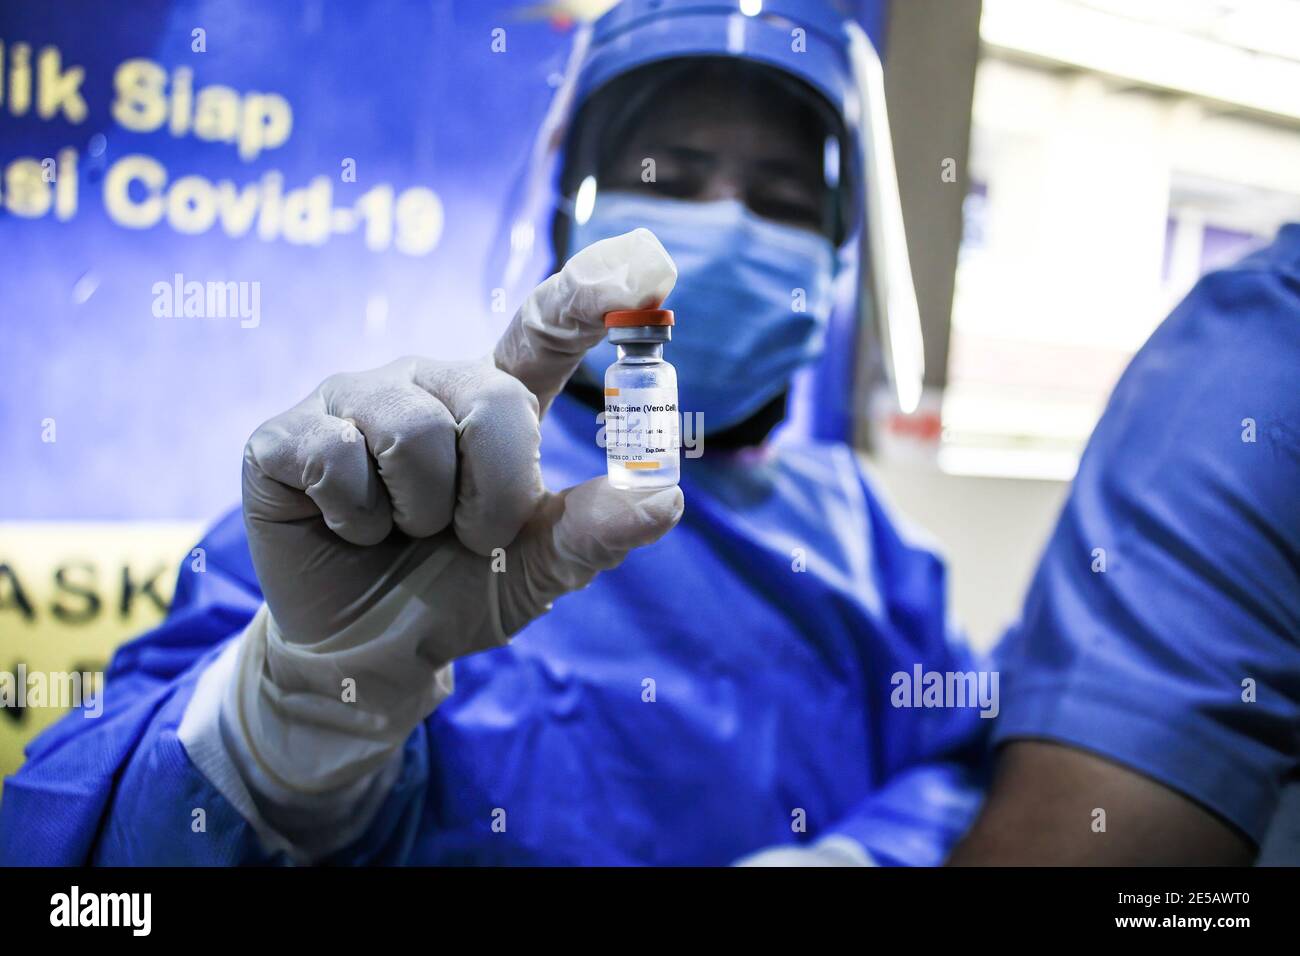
992 248 1300 845
825 761 985 866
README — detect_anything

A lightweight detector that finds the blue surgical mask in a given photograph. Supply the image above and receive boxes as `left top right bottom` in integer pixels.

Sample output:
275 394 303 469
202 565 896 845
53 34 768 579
569 193 836 433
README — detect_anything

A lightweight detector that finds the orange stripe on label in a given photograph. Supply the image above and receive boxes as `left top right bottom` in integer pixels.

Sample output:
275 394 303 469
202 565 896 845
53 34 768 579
625 461 661 470
604 387 620 396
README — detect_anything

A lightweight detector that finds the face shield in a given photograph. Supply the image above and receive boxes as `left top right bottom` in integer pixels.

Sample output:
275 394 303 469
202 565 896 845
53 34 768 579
555 57 854 253
486 0 924 433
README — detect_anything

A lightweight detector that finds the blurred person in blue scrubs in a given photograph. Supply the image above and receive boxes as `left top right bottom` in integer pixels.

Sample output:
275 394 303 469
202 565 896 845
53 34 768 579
0 0 989 866
950 224 1300 865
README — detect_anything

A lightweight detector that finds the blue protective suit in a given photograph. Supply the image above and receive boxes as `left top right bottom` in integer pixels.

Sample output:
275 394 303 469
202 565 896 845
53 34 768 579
0 393 988 865
0 0 986 866
993 223 1300 848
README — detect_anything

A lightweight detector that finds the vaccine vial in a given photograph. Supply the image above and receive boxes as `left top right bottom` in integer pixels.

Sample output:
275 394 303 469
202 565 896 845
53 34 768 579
601 308 680 489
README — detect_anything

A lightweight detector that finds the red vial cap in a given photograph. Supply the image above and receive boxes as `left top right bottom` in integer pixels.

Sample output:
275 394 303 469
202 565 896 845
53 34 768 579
604 308 674 328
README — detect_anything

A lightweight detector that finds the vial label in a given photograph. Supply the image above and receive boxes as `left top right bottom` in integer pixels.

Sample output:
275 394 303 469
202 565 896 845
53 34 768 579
603 386 680 478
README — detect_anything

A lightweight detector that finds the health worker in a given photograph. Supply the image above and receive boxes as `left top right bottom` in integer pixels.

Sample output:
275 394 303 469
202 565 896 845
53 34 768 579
0 0 988 866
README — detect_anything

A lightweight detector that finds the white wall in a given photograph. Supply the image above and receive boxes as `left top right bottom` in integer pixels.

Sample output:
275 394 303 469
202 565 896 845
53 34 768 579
866 459 1070 652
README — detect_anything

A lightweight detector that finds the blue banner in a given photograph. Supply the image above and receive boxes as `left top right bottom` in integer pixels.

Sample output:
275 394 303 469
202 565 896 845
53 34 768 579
1 0 883 521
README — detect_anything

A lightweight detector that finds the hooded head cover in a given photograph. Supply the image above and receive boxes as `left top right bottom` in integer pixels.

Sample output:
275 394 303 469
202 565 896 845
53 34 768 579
490 0 924 431
567 0 866 234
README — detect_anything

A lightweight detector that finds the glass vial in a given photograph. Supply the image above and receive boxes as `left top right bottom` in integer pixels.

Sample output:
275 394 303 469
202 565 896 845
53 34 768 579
601 308 680 489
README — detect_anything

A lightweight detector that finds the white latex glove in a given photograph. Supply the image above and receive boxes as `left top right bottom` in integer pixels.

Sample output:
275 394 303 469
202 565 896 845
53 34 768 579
183 229 682 856
733 837 876 867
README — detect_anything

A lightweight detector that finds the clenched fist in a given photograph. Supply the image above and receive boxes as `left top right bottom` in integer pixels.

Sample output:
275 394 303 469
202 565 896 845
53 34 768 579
230 229 683 796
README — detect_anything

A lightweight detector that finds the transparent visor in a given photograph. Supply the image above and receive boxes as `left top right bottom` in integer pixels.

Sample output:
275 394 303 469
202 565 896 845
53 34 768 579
487 21 925 416
553 57 855 259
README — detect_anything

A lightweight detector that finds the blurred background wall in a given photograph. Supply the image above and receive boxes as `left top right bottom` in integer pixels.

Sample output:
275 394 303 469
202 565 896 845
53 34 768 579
872 0 1300 650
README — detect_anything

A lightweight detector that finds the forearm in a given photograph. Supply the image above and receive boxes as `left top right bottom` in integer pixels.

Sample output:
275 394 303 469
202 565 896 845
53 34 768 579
176 605 448 864
947 741 1255 866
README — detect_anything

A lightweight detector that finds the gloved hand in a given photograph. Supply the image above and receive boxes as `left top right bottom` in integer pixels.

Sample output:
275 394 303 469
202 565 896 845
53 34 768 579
216 229 682 817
